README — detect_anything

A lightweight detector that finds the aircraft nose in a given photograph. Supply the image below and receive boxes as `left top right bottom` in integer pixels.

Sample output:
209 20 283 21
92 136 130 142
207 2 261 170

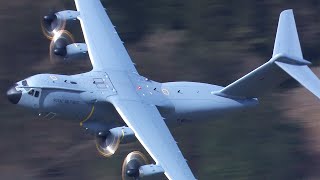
7 84 22 104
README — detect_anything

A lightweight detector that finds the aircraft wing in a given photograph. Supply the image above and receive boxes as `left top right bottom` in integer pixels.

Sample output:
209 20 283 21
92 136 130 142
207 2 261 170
110 97 196 180
74 0 137 72
74 0 196 179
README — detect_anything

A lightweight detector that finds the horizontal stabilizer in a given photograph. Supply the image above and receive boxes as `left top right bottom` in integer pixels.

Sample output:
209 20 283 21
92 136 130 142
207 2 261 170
275 61 320 99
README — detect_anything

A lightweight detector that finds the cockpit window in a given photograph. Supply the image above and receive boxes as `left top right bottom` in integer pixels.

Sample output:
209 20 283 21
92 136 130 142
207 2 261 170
27 89 40 98
22 80 28 86
34 91 40 98
28 89 35 96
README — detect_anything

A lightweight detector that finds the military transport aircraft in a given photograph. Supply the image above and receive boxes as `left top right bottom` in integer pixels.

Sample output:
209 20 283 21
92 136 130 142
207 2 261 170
6 0 320 179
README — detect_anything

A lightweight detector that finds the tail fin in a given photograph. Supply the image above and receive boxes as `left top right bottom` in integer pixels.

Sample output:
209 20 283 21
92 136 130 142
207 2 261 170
218 10 320 99
273 9 303 59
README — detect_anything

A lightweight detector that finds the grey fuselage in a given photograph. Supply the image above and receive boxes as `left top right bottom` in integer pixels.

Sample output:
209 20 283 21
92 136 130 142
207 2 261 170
9 70 258 128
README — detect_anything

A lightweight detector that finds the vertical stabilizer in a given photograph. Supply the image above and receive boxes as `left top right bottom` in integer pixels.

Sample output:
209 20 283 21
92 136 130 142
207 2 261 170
273 9 303 59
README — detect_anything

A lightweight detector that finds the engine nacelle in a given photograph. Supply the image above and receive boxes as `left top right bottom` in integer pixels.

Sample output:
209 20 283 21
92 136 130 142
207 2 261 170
122 151 164 180
55 10 80 21
54 43 88 59
139 165 164 178
42 10 80 35
94 126 136 157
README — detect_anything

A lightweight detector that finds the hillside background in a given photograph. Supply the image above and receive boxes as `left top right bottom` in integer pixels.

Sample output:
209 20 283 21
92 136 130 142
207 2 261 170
1 0 320 179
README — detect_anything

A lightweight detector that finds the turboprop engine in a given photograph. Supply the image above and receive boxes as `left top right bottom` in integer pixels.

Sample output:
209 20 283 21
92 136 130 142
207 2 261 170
122 151 164 180
50 31 88 61
41 10 88 63
93 126 136 157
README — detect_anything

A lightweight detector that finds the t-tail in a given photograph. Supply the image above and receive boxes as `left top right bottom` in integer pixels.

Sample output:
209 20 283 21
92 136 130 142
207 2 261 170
218 9 320 99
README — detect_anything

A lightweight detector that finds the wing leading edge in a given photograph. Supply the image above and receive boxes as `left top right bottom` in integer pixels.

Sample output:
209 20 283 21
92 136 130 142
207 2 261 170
74 0 137 72
109 97 196 180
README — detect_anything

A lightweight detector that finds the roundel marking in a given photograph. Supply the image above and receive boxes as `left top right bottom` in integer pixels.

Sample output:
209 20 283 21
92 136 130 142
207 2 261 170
162 88 170 96
50 75 58 81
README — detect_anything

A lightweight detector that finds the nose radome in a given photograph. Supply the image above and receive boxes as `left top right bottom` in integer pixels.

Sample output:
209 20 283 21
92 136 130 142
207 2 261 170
7 84 22 104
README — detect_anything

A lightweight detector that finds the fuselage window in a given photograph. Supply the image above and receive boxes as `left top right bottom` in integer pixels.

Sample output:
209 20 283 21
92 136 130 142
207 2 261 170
34 91 40 98
64 80 77 85
28 89 35 96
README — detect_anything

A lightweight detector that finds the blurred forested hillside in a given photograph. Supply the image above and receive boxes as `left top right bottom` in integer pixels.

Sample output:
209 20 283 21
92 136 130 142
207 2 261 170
1 0 320 179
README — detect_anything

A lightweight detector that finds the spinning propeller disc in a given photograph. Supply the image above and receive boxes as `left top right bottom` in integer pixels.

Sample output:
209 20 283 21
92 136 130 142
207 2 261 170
49 30 74 64
95 132 121 158
41 12 66 40
122 151 148 180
